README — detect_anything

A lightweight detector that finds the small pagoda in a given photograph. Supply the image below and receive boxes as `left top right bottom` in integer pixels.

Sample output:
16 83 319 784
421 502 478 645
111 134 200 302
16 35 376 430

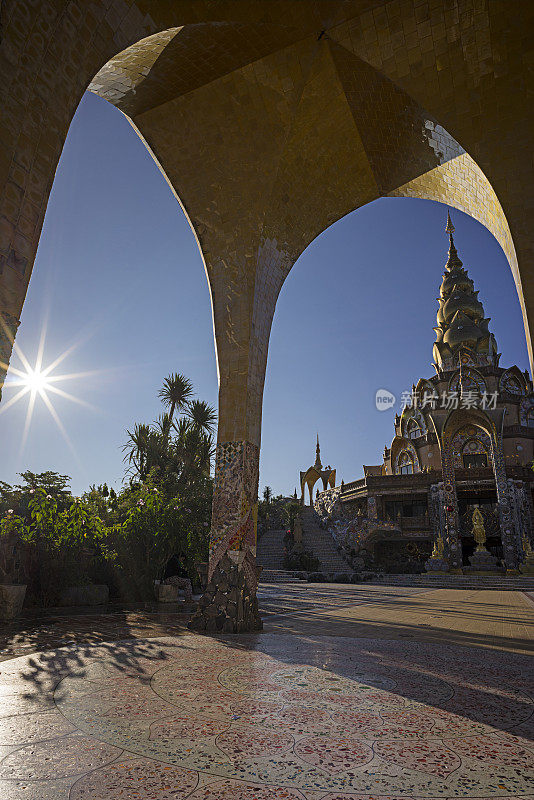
300 435 336 506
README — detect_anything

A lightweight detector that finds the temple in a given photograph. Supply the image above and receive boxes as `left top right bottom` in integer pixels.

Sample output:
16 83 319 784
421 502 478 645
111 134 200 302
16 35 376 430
316 213 534 575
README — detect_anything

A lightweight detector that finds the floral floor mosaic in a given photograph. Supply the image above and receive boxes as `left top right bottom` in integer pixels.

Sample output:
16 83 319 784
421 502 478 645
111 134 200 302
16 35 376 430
0 633 532 799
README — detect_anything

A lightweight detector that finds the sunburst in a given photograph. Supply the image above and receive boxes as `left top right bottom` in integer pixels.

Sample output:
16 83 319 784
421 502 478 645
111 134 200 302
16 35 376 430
0 315 99 460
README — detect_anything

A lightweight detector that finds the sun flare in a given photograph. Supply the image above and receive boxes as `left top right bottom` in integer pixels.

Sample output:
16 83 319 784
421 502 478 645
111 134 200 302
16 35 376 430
20 368 50 394
0 317 101 461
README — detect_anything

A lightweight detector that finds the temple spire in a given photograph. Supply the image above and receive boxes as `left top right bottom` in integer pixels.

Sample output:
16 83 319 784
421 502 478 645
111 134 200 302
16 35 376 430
445 209 462 269
314 433 322 469
432 210 498 370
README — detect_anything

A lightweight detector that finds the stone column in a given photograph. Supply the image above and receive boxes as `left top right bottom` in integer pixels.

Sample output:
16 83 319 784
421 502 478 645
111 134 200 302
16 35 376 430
489 433 519 571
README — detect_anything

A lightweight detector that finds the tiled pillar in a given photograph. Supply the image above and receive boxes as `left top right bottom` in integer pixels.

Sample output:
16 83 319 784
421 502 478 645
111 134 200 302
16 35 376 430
439 446 462 571
189 245 289 633
489 435 519 570
367 496 378 520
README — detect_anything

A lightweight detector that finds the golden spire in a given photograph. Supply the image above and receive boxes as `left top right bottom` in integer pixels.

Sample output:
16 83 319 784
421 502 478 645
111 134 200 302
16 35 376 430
444 209 462 269
314 433 322 469
432 209 498 369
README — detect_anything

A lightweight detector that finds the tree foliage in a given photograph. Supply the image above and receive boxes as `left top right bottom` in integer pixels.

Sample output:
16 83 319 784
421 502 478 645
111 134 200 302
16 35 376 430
0 374 216 604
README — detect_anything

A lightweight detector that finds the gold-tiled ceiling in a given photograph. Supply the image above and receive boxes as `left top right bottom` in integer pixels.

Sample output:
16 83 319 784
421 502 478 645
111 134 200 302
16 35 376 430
1 0 533 413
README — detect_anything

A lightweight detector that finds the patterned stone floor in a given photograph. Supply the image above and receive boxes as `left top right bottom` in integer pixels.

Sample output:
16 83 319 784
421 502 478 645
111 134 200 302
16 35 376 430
0 585 533 798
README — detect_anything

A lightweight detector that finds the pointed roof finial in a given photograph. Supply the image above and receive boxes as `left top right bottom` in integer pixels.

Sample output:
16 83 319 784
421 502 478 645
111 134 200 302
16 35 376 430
445 209 455 235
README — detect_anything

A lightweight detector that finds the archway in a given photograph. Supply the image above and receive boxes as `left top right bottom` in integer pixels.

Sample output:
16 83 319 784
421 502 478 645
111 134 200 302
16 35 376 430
439 408 518 571
1 2 532 630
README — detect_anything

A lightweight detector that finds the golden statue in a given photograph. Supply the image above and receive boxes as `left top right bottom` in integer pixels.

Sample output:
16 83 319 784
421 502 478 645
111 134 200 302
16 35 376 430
431 533 444 559
522 532 533 558
472 507 487 552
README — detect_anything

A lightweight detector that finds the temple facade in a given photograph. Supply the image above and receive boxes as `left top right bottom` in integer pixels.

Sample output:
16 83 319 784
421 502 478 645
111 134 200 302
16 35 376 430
316 214 534 575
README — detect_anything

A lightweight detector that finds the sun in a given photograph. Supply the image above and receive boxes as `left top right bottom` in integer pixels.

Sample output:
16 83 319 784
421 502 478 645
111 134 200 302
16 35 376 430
21 368 50 394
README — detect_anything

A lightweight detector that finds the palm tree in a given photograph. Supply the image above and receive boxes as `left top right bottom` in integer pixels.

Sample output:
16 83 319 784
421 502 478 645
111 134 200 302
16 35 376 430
158 373 193 440
187 400 217 433
122 423 151 478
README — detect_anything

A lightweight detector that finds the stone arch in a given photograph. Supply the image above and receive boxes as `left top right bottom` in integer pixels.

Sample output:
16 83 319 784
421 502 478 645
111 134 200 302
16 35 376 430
1 1 532 628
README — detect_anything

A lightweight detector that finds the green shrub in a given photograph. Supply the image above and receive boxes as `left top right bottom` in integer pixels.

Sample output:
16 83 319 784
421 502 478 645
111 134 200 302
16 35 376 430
283 547 320 572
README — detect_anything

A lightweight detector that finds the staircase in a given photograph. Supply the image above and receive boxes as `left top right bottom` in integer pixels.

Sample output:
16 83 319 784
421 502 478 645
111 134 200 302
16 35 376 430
256 529 286 570
374 574 534 590
301 507 351 573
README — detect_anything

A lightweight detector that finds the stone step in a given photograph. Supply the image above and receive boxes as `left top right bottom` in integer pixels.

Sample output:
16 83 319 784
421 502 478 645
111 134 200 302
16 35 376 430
260 570 302 583
371 574 534 589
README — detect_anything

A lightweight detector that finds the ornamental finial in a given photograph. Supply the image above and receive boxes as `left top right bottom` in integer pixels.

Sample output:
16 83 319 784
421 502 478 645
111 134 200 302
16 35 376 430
445 209 455 235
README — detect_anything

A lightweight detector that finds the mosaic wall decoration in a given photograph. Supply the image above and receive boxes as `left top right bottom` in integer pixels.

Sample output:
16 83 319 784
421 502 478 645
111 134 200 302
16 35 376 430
519 395 534 426
490 435 519 569
449 368 486 395
209 440 259 579
440 408 520 569
500 369 525 396
450 425 491 470
367 495 377 520
458 348 477 367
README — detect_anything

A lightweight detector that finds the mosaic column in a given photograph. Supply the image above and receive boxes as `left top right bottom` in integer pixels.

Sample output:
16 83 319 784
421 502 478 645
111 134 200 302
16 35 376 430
489 434 519 571
189 243 290 633
438 445 463 571
367 496 378 520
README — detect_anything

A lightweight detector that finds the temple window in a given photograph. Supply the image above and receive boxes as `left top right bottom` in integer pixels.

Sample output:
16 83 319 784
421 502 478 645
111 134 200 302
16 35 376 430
528 409 534 428
397 451 414 474
406 420 422 439
462 453 488 468
460 437 489 468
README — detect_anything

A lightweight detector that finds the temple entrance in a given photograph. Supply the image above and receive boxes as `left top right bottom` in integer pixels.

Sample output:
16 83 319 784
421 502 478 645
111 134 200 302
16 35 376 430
457 490 503 567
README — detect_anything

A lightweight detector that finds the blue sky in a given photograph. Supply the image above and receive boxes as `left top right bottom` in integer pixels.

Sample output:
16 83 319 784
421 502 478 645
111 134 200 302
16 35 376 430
1 92 529 496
